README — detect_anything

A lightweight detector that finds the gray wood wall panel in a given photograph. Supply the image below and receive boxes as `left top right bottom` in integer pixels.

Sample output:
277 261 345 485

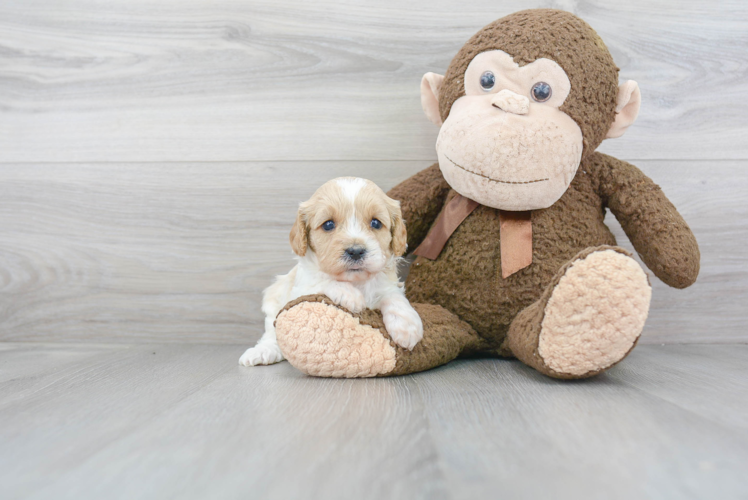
1 160 744 344
1 0 746 344
0 0 746 162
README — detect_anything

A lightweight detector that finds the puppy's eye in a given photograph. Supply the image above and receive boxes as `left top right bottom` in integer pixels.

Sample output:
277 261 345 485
531 82 552 102
322 220 335 231
370 218 382 230
480 71 495 91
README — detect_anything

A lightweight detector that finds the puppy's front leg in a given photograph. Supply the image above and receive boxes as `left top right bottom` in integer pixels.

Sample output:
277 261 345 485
321 281 366 313
239 316 285 366
240 274 288 367
380 293 423 350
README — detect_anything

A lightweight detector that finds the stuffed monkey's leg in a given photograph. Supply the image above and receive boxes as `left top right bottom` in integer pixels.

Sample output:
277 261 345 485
275 295 487 378
504 246 651 379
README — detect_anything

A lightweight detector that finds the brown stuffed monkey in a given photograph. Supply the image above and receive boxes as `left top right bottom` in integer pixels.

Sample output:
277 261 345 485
274 9 700 379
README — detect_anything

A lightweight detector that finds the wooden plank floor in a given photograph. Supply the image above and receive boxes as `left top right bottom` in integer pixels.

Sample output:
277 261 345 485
1 343 747 500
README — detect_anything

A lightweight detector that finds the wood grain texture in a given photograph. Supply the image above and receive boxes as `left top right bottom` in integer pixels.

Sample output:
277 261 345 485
1 343 746 500
0 0 746 162
1 0 746 344
1 160 745 344
414 348 748 500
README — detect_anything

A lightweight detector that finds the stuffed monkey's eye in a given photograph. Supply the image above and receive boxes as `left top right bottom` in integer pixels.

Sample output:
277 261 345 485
479 71 495 91
322 220 335 231
370 218 382 230
531 82 552 102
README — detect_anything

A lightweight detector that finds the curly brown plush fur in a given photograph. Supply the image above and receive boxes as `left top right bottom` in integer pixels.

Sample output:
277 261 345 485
396 153 699 355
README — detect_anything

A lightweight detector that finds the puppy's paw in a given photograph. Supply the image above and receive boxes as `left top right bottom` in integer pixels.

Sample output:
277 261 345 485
338 291 366 314
382 303 424 351
325 286 366 313
239 343 285 366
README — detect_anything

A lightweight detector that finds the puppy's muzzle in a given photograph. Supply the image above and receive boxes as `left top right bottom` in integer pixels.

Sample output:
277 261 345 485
344 246 367 262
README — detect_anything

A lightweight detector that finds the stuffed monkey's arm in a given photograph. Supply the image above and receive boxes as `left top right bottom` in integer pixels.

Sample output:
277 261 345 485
387 162 451 251
590 152 700 289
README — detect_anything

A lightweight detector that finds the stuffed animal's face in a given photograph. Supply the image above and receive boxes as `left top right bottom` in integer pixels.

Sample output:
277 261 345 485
436 50 582 211
421 9 642 211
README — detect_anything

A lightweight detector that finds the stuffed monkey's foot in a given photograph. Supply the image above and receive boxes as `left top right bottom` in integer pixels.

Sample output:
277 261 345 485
507 246 651 379
275 295 486 378
275 295 397 378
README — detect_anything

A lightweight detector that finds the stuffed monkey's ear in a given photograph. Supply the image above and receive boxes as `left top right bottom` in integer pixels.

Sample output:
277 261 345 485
388 199 408 257
421 72 444 126
606 80 641 139
289 204 308 256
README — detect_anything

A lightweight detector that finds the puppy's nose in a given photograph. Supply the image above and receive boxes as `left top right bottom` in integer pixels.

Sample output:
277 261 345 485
345 246 366 261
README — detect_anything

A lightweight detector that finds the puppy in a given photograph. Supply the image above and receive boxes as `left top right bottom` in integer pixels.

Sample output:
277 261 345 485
239 177 424 366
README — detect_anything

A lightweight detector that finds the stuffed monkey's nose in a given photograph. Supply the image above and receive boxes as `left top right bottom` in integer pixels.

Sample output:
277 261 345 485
491 89 530 115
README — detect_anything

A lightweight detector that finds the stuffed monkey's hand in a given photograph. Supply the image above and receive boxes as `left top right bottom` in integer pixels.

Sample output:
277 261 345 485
380 294 424 350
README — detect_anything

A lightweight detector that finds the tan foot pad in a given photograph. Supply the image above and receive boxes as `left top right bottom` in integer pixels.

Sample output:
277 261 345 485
275 300 397 378
538 249 652 376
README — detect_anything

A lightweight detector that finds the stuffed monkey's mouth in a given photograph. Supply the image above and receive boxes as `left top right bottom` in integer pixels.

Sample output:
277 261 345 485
444 154 549 185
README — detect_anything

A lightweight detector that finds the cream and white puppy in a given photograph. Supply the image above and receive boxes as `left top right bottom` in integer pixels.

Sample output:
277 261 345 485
239 177 424 367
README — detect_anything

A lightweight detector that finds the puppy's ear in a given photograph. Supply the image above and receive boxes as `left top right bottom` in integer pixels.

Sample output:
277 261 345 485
289 203 309 256
388 198 408 257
